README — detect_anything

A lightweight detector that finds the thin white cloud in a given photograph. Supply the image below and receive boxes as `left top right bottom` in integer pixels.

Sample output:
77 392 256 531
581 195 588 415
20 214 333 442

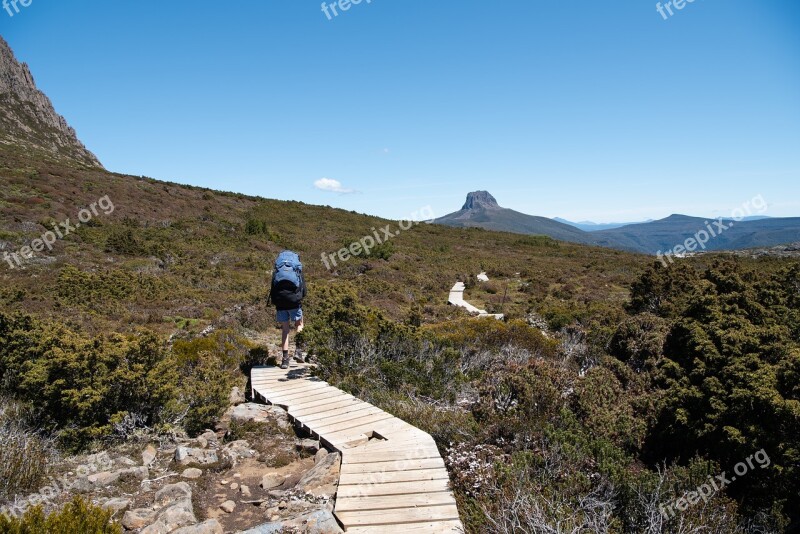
314 178 358 194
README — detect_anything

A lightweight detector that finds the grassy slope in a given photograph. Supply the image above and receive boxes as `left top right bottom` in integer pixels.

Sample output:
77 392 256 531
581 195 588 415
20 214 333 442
1 145 649 337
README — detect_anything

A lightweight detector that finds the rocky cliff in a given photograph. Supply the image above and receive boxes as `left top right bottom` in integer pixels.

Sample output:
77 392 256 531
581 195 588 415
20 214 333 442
0 36 101 168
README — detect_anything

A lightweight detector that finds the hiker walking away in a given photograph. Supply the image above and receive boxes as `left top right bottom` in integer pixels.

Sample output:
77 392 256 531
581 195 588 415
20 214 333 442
269 250 307 369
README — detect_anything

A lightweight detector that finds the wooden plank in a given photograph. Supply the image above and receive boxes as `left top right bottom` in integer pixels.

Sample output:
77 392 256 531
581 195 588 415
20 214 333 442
264 390 340 408
289 397 362 418
339 467 450 486
251 372 321 383
324 418 414 445
254 384 331 401
342 447 443 465
304 406 385 430
285 391 352 410
336 478 451 498
289 401 364 424
336 504 460 526
268 387 342 405
335 491 457 512
252 381 322 393
340 457 446 475
295 402 377 424
313 412 396 435
342 433 436 452
345 520 464 533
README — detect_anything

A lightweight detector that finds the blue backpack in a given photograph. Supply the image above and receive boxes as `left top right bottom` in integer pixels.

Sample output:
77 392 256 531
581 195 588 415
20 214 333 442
270 251 306 309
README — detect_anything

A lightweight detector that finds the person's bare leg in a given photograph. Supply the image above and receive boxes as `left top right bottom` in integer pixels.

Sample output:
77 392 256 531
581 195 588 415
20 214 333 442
280 321 291 368
281 321 291 352
296 316 304 333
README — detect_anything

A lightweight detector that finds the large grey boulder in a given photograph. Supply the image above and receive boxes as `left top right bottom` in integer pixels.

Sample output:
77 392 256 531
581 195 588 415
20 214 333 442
240 510 343 534
229 403 290 429
295 452 341 498
122 508 159 530
154 482 193 507
175 446 219 465
172 519 224 534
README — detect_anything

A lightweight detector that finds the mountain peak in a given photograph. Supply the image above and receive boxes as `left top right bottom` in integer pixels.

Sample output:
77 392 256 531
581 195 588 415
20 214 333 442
0 36 102 168
462 191 500 210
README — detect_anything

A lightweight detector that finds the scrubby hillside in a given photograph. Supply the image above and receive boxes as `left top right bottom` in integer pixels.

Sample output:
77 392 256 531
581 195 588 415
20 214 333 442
0 143 646 336
3 142 800 532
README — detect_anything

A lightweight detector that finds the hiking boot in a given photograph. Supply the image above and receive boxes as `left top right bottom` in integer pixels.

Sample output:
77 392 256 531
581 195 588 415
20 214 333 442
280 356 290 369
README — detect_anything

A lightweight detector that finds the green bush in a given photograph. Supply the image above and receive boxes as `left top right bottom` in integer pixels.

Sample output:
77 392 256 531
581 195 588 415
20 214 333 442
171 330 251 435
0 497 121 534
0 313 249 448
104 228 143 255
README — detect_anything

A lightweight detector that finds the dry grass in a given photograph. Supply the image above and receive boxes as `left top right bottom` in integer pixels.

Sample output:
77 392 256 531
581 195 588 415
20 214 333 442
0 399 57 501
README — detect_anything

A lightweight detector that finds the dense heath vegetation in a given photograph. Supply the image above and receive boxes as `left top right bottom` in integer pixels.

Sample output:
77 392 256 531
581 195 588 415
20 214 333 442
1 147 799 531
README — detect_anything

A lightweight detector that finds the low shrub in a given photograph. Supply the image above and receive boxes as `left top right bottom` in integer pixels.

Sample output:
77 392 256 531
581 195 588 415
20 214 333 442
0 497 121 534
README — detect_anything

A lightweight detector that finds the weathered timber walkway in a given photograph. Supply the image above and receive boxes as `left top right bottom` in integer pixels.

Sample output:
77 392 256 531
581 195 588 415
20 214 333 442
251 363 464 533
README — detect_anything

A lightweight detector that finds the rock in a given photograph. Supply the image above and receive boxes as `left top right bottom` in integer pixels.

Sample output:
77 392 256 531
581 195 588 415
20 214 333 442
116 456 137 467
70 476 94 493
142 444 158 466
220 500 236 514
159 500 197 529
260 473 286 490
314 448 329 464
140 520 169 534
297 439 320 453
224 440 256 462
268 489 287 499
172 519 224 534
85 451 112 469
102 498 131 513
182 468 203 479
240 510 343 534
118 466 149 482
229 403 290 429
87 471 120 487
295 452 341 498
122 508 158 530
198 430 218 449
175 446 219 466
230 482 239 491
229 386 246 406
240 484 252 498
154 482 193 507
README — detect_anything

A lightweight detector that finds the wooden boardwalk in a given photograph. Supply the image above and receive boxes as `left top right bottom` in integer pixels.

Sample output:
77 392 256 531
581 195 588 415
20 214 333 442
251 363 464 533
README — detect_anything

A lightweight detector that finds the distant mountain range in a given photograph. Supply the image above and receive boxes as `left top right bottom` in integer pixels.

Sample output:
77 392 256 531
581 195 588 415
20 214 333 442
554 216 771 232
553 218 650 232
435 192 800 255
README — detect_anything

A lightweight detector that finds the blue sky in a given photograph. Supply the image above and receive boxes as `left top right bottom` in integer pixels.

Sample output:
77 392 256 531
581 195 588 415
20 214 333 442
2 1 799 222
